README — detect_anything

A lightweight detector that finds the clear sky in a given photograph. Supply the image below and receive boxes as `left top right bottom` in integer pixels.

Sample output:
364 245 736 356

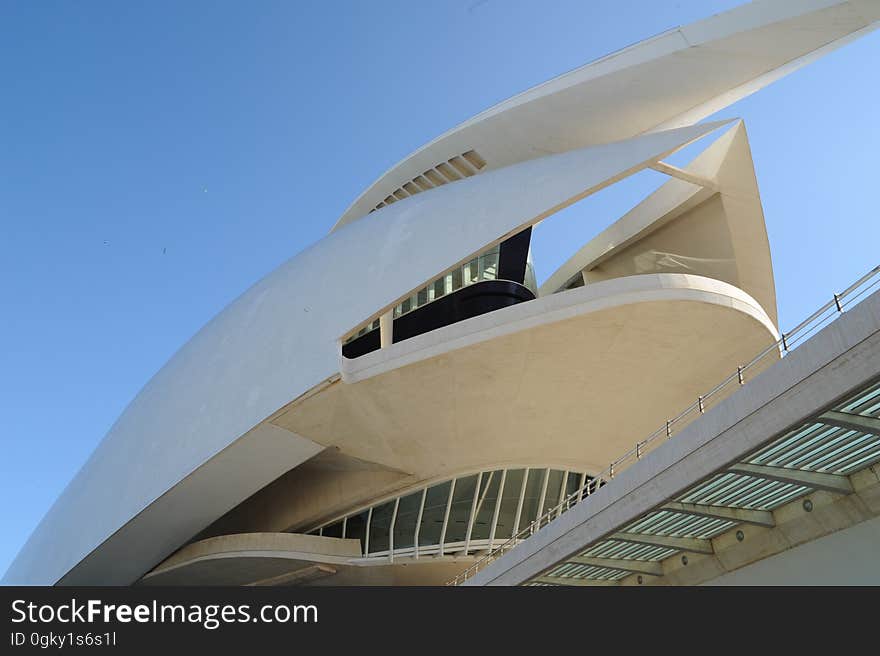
1 1 878 578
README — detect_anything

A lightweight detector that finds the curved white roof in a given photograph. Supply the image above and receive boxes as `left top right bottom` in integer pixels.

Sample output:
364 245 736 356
334 0 880 230
4 0 877 586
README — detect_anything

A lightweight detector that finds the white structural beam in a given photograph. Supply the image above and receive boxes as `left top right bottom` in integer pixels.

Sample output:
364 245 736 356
611 532 714 555
533 576 619 587
819 410 880 436
567 556 663 576
727 463 853 495
379 311 393 348
662 501 776 528
649 161 718 191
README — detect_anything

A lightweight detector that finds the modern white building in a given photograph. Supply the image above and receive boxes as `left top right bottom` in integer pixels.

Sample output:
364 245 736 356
4 0 880 586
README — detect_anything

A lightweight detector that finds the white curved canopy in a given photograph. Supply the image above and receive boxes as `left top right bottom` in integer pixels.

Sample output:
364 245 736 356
334 0 880 230
7 0 877 587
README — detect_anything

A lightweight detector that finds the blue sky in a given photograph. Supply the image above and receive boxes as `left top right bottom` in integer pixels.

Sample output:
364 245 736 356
1 0 878 578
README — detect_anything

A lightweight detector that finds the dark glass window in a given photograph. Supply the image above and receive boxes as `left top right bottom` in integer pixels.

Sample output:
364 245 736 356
470 470 502 542
418 481 451 547
322 521 343 539
444 475 478 545
368 501 395 554
542 470 564 516
566 471 584 504
393 492 421 550
451 268 463 291
495 469 525 539
518 469 545 532
346 510 369 554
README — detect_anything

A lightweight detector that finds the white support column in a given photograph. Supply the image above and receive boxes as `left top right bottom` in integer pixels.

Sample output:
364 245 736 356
439 479 455 556
414 488 426 560
464 472 483 554
488 470 507 548
556 471 569 518
578 472 588 501
512 469 529 537
379 311 393 349
649 160 719 191
364 507 373 556
535 469 551 529
388 498 400 563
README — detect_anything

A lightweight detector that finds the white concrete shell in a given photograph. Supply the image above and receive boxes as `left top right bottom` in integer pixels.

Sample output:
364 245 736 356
335 0 880 230
541 120 777 324
3 120 729 586
4 0 877 587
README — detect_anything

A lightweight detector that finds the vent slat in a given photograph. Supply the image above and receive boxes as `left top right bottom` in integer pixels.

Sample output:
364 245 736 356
373 149 487 211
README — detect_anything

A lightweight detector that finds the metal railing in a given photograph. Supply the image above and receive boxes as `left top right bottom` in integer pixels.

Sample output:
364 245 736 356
448 264 880 585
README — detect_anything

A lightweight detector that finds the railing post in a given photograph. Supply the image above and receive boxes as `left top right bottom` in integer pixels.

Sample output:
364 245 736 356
781 332 789 352
737 365 745 385
698 396 704 413
636 441 642 459
834 293 843 313
666 420 672 438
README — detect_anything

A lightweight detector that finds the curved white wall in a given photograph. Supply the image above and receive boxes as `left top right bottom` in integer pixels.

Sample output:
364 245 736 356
3 121 726 585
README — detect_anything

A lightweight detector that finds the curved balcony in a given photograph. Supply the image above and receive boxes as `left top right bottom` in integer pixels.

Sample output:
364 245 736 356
342 280 535 359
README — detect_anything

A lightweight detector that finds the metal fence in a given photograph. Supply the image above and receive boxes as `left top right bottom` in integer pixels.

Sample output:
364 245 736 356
448 264 880 585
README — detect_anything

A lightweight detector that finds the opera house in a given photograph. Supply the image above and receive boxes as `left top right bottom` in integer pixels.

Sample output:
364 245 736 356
5 0 880 586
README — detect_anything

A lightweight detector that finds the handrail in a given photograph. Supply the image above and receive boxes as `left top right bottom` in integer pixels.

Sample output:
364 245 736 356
448 264 880 585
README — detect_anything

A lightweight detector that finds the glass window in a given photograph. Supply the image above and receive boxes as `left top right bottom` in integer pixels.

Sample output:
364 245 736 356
417 288 428 307
480 247 499 281
465 258 480 284
346 510 369 554
418 481 451 547
451 267 463 292
433 278 445 300
445 474 478 545
322 521 343 539
566 471 584 503
518 469 545 532
542 470 564 516
320 468 584 557
470 470 502 542
393 492 421 550
494 469 525 539
368 501 395 554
